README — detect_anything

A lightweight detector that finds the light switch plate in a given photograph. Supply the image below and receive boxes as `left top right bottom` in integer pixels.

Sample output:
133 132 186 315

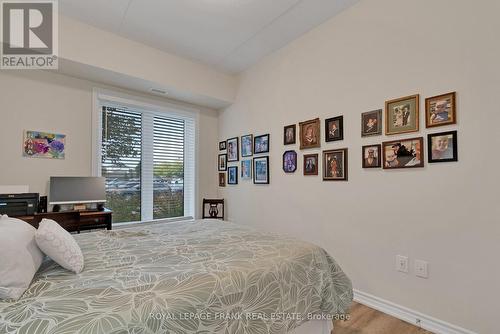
396 255 409 273
415 259 429 278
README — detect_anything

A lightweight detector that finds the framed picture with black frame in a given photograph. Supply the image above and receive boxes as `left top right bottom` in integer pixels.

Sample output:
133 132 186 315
218 154 227 171
428 131 458 163
227 137 239 162
325 116 344 142
284 124 296 145
254 134 270 154
253 156 269 184
227 166 238 185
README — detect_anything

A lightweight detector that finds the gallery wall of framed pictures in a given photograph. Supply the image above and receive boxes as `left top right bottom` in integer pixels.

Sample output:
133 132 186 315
218 133 270 187
218 90 458 187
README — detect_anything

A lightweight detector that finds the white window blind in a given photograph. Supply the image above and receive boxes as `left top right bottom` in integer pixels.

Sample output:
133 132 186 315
99 103 195 224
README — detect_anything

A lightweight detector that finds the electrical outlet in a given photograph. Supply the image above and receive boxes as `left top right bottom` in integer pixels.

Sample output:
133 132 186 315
396 255 409 273
415 260 429 278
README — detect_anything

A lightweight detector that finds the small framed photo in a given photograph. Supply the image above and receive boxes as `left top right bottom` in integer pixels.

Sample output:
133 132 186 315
218 154 227 171
382 137 424 169
325 116 343 142
323 148 348 181
227 166 238 185
362 144 382 168
428 131 458 163
361 109 382 137
219 141 226 151
254 134 270 154
299 118 320 149
253 156 269 184
425 92 456 128
385 94 419 135
241 134 253 157
219 173 226 187
303 154 319 175
227 137 239 162
284 124 296 145
283 150 297 173
241 159 252 179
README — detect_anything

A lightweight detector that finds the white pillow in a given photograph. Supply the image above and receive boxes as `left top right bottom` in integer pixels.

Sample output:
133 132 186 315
35 219 84 273
0 217 44 300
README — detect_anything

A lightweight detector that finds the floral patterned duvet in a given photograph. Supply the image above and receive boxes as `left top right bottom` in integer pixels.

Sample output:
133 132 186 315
0 219 352 334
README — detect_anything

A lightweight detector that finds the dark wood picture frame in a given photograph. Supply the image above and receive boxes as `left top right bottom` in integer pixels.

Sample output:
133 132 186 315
241 134 253 157
219 141 226 151
253 156 270 184
283 150 297 173
385 94 419 135
323 148 348 181
254 134 270 154
382 137 424 169
425 92 457 128
218 154 227 171
227 137 239 162
284 124 296 145
361 109 382 137
362 144 382 168
303 153 319 175
227 166 238 185
218 173 226 187
428 131 458 163
325 116 344 142
299 118 321 149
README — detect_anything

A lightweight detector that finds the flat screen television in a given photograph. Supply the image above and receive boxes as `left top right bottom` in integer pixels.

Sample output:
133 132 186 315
49 177 106 205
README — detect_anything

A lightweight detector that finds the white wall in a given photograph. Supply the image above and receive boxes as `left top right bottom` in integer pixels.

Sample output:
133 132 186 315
218 0 500 333
0 70 218 218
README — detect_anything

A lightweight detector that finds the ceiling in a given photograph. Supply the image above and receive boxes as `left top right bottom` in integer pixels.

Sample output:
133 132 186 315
59 0 359 74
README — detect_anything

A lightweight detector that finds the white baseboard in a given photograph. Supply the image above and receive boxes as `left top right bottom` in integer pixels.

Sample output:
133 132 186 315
353 289 477 334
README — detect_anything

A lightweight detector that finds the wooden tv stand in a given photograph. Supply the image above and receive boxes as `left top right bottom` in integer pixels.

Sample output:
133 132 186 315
17 209 112 233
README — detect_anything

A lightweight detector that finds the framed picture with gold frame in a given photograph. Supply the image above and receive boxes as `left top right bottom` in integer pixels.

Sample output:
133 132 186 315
299 118 320 149
425 92 456 128
385 94 419 135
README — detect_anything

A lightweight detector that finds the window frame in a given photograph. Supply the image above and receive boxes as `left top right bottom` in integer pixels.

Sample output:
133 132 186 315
92 88 199 223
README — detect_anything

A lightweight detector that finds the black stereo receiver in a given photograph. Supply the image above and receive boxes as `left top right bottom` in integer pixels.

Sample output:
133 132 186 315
0 193 39 217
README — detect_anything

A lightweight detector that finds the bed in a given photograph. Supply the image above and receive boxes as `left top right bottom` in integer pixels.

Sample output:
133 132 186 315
0 219 352 334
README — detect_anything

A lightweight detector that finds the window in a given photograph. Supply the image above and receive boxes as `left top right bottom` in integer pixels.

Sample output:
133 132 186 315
96 93 196 224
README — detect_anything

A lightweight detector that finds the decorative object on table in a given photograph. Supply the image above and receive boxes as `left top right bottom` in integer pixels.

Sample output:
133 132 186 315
227 137 239 162
241 134 253 157
219 141 226 151
282 150 297 173
385 94 419 135
253 156 270 184
23 130 66 159
218 173 226 187
284 124 296 145
241 160 252 179
303 153 319 175
362 144 382 168
299 118 320 149
218 154 227 171
428 131 458 163
323 148 348 181
325 116 344 142
425 92 456 128
361 109 382 137
227 166 238 185
202 198 225 220
382 137 424 169
254 134 270 154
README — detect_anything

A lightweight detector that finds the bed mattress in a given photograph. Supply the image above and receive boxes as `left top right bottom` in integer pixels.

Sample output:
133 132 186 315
0 219 352 334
